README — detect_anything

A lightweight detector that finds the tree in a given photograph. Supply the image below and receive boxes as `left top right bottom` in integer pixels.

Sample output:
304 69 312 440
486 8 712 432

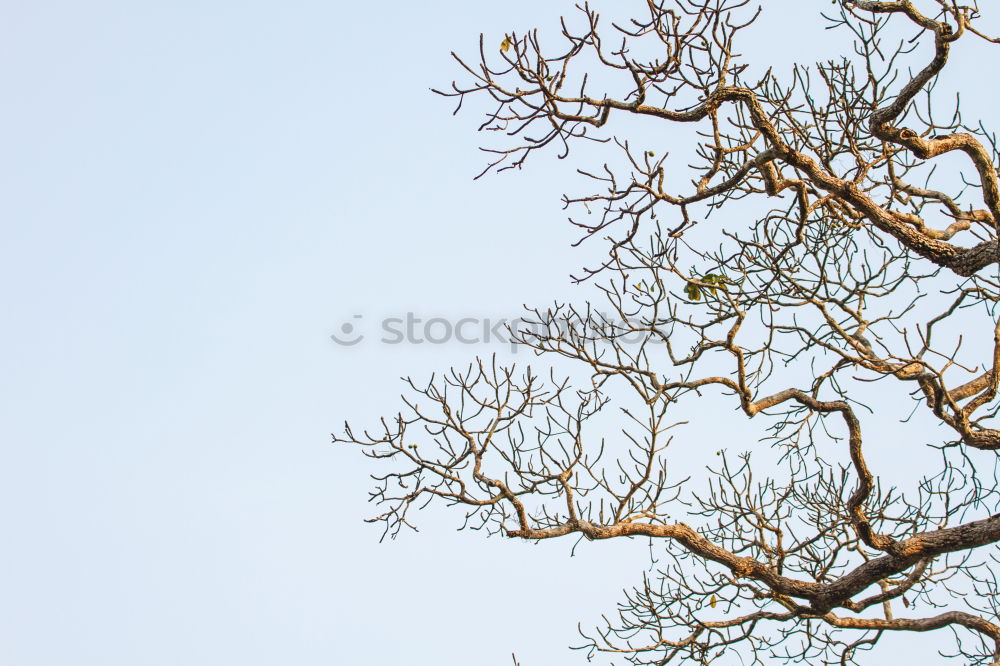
335 1 1000 663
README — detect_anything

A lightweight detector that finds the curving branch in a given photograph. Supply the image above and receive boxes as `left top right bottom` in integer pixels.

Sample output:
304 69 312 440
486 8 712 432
342 2 1000 664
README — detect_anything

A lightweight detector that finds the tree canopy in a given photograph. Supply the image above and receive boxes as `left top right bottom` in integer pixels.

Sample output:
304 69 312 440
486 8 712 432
336 2 1000 663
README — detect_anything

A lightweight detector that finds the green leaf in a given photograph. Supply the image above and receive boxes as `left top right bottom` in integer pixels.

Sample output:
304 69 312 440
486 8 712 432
703 273 729 285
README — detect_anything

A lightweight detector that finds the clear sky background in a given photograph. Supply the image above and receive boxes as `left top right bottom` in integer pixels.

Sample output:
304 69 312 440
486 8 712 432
1 2 998 665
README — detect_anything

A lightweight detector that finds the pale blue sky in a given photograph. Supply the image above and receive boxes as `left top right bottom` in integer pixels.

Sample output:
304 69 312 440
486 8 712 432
1 2 998 665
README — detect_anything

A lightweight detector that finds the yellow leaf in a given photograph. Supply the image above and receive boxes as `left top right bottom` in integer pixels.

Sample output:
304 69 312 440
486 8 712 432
501 37 511 52
710 595 717 608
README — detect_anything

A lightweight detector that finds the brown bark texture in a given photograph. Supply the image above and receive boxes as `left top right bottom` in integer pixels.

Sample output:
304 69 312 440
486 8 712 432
337 2 1000 663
